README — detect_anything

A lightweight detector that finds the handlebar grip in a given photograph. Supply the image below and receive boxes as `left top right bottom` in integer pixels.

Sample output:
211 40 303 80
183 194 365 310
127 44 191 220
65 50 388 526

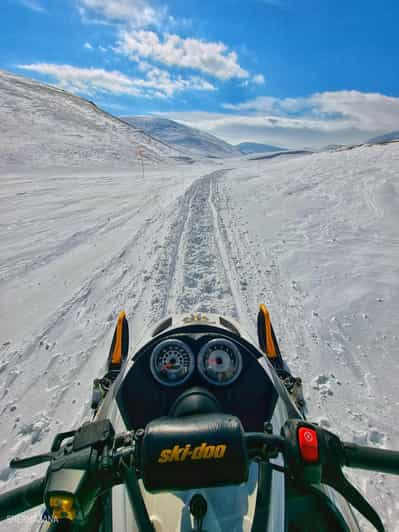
343 442 399 475
0 477 46 522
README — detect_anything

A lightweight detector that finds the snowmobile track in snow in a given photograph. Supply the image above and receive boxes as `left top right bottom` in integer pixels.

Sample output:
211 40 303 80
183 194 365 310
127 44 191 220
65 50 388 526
151 169 248 321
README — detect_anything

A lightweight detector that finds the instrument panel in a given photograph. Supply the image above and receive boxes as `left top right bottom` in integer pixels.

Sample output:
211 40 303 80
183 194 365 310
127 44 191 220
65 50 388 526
150 339 195 386
150 338 243 387
117 332 278 431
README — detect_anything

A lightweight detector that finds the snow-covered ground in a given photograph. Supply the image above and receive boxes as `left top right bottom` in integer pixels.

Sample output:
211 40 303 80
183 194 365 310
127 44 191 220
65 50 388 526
0 70 179 171
222 144 399 531
1 140 399 531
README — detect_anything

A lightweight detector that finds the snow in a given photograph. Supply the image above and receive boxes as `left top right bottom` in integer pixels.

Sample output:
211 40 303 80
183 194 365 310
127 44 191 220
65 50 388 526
0 70 179 171
1 72 399 530
122 116 241 159
221 144 399 530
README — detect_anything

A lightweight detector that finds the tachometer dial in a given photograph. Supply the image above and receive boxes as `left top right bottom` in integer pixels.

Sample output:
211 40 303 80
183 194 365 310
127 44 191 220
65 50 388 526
150 339 195 386
198 339 242 386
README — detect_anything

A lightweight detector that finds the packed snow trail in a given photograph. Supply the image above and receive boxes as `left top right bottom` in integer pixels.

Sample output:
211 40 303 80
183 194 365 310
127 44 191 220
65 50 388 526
162 170 243 321
1 142 399 531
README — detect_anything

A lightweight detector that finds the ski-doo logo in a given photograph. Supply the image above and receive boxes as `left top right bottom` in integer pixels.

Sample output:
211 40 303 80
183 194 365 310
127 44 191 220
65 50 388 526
157 442 227 463
182 313 216 324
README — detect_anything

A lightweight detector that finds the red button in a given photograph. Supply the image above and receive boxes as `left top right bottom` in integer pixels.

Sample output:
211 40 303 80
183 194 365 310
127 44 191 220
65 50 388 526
298 427 319 463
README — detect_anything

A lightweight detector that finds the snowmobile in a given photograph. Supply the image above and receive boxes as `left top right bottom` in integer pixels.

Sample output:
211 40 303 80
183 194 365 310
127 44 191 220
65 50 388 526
0 305 398 532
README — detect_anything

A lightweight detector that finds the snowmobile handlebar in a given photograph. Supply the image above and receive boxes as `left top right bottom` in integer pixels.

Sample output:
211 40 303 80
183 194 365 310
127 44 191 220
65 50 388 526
282 419 399 477
342 441 399 475
1 416 399 526
0 477 46 521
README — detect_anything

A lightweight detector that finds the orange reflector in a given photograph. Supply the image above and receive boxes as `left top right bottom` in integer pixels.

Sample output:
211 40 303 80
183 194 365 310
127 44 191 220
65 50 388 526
298 427 319 463
110 311 126 366
49 495 76 521
259 304 277 358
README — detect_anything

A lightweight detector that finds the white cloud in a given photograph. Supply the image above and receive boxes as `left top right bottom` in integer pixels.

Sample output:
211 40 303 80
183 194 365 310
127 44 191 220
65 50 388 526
84 42 94 50
252 74 265 85
223 96 279 112
116 30 249 81
162 90 399 149
19 0 47 13
309 91 399 131
77 2 262 86
157 111 356 149
223 91 399 133
78 0 163 28
19 63 141 96
18 63 215 99
163 111 347 135
137 60 152 72
76 0 264 86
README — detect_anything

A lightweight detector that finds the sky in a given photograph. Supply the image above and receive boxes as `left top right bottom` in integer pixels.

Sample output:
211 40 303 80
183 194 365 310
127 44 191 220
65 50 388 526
1 0 399 148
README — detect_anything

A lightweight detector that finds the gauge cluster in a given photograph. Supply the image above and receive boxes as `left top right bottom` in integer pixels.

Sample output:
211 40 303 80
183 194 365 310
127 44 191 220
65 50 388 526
150 339 195 386
118 331 277 431
150 337 243 387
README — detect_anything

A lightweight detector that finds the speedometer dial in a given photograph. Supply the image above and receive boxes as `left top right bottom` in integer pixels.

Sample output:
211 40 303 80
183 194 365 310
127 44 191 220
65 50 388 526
198 339 242 386
150 339 195 386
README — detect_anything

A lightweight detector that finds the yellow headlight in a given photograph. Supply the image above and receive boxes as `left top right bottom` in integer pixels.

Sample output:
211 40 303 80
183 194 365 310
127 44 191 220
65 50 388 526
49 494 76 521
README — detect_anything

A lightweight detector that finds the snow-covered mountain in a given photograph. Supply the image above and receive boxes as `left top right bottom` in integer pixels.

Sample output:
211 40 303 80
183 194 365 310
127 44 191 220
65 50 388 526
122 116 241 158
0 70 179 171
368 130 399 144
236 141 286 154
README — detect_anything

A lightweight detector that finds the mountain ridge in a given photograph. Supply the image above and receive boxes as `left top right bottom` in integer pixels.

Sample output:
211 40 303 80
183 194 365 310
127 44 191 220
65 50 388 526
122 116 290 158
122 116 240 159
0 70 179 170
367 130 399 144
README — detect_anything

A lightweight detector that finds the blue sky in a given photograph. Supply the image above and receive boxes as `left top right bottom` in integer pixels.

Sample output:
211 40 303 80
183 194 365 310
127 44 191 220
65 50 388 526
1 0 399 148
